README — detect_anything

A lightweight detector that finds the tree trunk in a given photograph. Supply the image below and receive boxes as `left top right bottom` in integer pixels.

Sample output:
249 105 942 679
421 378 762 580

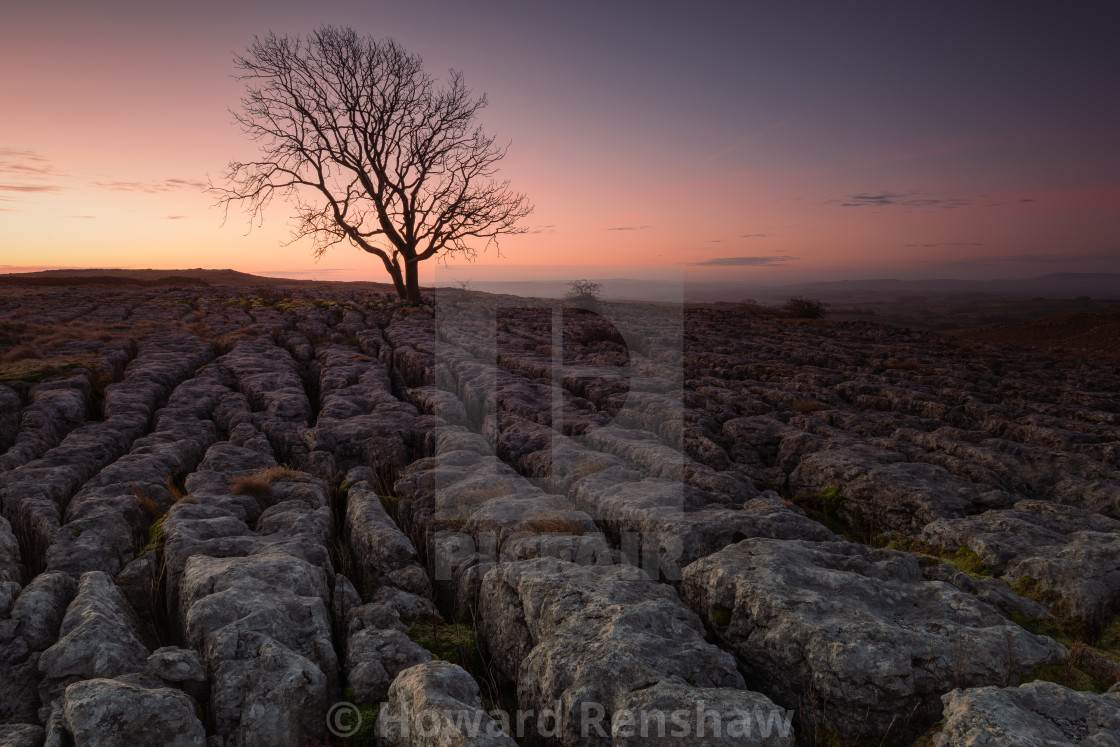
375 253 407 301
404 259 422 305
390 271 406 301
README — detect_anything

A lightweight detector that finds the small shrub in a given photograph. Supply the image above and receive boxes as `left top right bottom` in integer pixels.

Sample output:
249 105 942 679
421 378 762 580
565 279 603 311
784 296 826 319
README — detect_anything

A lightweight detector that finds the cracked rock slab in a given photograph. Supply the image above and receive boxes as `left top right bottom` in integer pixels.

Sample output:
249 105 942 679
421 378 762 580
934 680 1120 746
680 538 1067 743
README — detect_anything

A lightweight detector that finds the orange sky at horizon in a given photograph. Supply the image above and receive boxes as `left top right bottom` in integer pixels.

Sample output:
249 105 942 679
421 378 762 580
2 1 1118 286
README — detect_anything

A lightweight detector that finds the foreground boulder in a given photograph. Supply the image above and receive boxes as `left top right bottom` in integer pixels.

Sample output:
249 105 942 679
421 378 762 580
376 660 516 746
49 677 205 747
0 724 44 747
680 539 1067 744
480 557 792 746
934 680 1120 746
0 571 78 722
921 500 1120 627
346 627 431 703
37 572 149 717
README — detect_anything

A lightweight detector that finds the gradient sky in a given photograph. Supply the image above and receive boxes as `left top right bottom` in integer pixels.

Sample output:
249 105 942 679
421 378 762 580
2 1 1118 285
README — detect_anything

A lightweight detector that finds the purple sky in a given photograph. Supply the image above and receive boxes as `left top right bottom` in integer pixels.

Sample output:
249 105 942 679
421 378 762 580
1 1 1117 284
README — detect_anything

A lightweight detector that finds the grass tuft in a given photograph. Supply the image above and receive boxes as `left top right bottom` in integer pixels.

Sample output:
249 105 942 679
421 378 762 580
229 465 304 508
875 536 993 578
1010 576 1120 692
518 516 588 536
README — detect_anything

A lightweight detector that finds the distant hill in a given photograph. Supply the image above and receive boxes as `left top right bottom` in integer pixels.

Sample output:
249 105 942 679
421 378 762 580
0 268 396 290
3 269 1116 306
951 304 1120 357
737 273 1120 303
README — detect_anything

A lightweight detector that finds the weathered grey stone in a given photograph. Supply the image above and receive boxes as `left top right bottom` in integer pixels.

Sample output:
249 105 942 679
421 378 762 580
921 563 1055 622
479 557 781 745
51 677 205 747
611 681 794 746
10 571 77 652
37 572 149 716
406 386 468 426
376 660 516 746
207 631 330 746
922 500 1120 626
680 539 1068 743
0 378 89 472
0 723 45 747
180 551 335 680
570 467 832 581
0 516 20 586
934 680 1120 746
146 646 206 702
345 478 430 597
346 627 432 703
370 586 440 622
790 445 1013 534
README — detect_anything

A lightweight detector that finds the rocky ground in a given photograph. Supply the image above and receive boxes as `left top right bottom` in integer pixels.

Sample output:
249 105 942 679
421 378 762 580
0 282 1118 746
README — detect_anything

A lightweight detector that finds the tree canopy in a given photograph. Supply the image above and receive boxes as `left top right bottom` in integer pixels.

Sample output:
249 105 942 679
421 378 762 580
214 26 533 303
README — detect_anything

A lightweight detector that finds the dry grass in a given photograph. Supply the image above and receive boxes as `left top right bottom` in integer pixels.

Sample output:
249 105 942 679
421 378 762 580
228 465 302 508
0 356 100 382
165 476 186 502
791 399 827 414
229 475 274 506
448 484 515 503
130 484 164 523
254 465 301 482
569 457 616 481
518 516 588 536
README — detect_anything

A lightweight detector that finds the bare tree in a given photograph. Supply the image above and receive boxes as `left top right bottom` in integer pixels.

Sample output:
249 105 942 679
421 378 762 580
213 26 533 304
565 279 603 311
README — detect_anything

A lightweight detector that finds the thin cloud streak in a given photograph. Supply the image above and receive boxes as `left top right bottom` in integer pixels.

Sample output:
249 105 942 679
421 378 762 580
830 191 971 209
94 178 207 193
689 255 796 267
0 183 60 193
906 242 984 248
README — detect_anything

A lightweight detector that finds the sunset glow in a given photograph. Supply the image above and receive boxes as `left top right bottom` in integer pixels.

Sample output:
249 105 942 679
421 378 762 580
2 1 1118 286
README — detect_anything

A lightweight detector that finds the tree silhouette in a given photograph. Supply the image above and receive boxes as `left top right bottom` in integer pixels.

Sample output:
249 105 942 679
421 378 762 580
214 27 533 304
565 279 603 311
784 296 826 319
